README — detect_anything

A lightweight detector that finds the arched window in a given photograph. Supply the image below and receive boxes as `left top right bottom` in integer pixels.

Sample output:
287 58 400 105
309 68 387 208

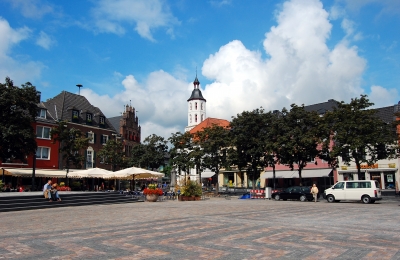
195 102 197 110
201 115 204 121
201 103 203 110
190 115 192 123
190 103 192 110
195 114 198 122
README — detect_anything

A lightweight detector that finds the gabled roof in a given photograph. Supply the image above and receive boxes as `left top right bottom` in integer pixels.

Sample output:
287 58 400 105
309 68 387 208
189 117 230 134
374 105 398 124
42 91 116 131
304 99 339 115
108 116 122 132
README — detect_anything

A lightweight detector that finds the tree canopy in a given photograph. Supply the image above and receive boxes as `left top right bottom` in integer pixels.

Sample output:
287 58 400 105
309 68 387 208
98 138 126 171
277 104 324 185
0 77 39 163
50 121 90 170
130 134 168 170
324 95 399 174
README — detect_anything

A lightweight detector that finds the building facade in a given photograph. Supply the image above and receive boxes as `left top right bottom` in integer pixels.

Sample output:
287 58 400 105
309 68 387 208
108 105 141 158
42 91 118 171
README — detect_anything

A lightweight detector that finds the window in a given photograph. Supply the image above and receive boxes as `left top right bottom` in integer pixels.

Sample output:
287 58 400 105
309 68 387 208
333 182 344 189
201 103 203 110
195 114 197 122
86 148 93 169
99 116 105 125
86 113 92 123
190 115 192 123
190 103 192 110
72 110 79 120
195 102 197 110
359 182 371 188
88 132 94 144
201 115 204 121
346 182 358 189
37 109 46 118
36 126 51 139
102 135 109 144
36 147 50 159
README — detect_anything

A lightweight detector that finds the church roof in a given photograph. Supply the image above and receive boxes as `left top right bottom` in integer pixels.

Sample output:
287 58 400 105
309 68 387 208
187 88 206 102
189 117 230 134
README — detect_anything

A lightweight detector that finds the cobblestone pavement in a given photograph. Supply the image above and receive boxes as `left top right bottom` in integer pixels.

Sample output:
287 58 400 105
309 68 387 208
1 197 400 260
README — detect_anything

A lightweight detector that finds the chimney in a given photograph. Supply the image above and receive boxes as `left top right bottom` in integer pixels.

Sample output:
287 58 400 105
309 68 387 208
36 91 41 103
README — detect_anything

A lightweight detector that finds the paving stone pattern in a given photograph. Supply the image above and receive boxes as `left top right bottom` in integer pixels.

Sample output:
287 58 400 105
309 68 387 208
0 197 399 259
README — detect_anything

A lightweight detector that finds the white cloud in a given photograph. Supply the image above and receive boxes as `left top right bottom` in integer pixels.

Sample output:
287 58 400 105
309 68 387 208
0 17 43 84
36 31 55 50
81 71 191 141
6 0 54 19
90 0 179 41
84 0 398 142
369 85 399 108
201 0 367 121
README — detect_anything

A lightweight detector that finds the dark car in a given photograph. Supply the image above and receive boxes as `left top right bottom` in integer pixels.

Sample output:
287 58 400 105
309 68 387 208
272 186 313 202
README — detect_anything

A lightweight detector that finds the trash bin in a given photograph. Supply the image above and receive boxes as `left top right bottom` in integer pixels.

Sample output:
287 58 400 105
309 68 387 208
265 187 272 199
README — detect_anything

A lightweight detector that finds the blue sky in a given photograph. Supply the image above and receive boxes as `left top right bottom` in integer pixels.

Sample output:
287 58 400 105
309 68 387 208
1 0 399 139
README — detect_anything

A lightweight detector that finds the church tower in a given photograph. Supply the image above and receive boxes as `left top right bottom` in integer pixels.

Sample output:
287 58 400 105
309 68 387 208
185 74 206 132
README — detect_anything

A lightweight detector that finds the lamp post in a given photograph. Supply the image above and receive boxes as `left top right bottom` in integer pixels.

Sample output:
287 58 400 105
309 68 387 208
32 154 36 191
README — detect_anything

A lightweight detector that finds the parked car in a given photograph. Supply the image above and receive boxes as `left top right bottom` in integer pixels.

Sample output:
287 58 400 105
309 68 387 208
272 186 313 202
324 180 382 204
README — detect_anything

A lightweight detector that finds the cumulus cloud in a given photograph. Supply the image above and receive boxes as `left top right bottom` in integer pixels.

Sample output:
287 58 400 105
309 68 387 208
90 0 179 41
81 70 191 140
36 31 55 49
84 0 397 141
202 0 366 121
369 85 399 108
0 17 43 84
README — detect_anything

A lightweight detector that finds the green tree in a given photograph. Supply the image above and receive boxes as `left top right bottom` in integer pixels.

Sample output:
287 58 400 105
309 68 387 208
230 108 269 189
323 95 399 174
278 104 323 185
50 121 90 171
0 77 39 163
262 111 284 190
169 131 195 178
130 134 168 170
98 139 126 171
195 124 231 187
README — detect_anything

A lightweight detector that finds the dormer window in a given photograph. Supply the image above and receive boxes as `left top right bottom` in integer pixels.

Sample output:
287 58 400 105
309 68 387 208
99 116 105 125
86 113 92 123
72 110 79 120
37 109 46 119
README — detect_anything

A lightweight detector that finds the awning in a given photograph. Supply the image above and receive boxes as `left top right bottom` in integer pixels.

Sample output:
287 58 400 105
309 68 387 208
200 171 215 178
5 168 69 178
261 169 332 179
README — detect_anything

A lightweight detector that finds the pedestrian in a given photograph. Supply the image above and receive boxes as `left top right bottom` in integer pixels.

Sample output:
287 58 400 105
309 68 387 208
311 184 319 202
43 180 52 199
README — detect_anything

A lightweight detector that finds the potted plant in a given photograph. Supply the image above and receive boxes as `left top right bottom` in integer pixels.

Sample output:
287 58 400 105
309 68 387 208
143 184 163 202
181 181 202 201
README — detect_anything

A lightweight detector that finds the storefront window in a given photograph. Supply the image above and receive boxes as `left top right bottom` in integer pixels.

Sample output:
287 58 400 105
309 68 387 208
384 172 395 189
223 173 234 187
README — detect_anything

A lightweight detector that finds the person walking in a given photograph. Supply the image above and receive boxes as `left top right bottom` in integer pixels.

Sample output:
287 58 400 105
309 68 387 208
311 184 319 202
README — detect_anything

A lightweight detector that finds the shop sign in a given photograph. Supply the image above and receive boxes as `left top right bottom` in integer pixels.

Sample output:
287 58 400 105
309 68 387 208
359 164 378 169
388 163 396 168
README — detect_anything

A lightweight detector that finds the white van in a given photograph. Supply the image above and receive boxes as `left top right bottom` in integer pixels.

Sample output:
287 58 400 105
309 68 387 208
324 180 382 204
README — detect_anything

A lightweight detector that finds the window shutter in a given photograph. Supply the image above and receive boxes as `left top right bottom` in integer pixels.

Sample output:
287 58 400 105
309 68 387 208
94 134 96 143
84 150 87 169
93 151 96 168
